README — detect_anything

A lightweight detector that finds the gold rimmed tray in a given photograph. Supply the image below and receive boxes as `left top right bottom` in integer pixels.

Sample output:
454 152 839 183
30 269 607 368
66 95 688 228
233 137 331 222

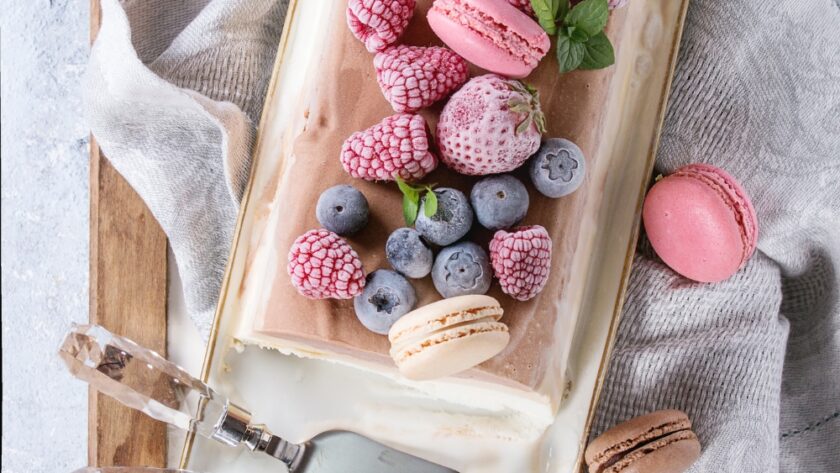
180 1 689 471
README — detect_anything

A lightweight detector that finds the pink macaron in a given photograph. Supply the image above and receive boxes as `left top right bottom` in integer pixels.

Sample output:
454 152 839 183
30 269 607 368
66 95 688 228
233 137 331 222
427 0 550 79
642 164 758 283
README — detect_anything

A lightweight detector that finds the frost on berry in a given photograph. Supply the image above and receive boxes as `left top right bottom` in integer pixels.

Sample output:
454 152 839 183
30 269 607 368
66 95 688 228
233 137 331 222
437 74 544 176
340 113 437 182
287 229 366 300
347 0 416 53
489 225 552 301
374 45 468 113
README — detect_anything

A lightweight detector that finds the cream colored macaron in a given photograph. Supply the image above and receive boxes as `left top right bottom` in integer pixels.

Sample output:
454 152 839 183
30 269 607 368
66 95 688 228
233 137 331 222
388 295 509 381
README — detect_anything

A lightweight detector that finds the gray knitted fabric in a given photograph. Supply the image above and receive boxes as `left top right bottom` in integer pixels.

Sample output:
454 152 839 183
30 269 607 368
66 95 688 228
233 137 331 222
85 0 286 337
591 1 840 472
84 0 840 471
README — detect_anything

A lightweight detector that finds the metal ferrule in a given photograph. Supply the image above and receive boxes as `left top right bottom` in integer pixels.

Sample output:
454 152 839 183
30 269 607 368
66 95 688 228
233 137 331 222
212 402 307 471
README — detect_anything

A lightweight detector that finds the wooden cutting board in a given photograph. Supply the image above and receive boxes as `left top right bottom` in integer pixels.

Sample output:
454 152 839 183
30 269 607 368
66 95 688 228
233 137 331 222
88 0 169 467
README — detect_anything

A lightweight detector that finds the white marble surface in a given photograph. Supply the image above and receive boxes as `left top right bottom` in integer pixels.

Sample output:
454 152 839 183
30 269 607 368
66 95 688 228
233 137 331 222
0 0 206 469
1 1 90 472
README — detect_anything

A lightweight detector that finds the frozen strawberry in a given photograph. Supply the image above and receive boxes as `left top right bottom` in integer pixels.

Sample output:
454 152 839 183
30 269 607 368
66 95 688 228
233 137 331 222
374 45 469 113
437 74 545 176
287 229 366 300
489 225 552 301
340 113 437 182
347 0 416 53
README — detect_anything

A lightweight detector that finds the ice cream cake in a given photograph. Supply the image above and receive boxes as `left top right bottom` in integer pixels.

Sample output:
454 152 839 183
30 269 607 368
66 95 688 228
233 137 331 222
237 0 628 424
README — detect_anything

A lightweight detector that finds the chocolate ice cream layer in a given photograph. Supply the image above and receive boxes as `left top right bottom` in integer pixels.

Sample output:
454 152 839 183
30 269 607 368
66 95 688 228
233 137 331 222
250 0 626 411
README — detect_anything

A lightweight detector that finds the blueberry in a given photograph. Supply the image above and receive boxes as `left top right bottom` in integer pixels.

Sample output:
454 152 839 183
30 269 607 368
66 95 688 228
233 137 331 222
354 270 417 335
316 185 369 235
416 187 474 246
386 228 433 278
528 138 586 198
470 175 529 230
432 242 491 298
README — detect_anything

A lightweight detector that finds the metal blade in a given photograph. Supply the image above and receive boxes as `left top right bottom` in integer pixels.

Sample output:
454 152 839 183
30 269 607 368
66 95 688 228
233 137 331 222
299 431 454 473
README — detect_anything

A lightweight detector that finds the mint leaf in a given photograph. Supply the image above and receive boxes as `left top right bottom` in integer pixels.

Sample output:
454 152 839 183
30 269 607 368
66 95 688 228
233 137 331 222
565 0 608 37
567 25 590 43
423 188 438 217
579 31 615 69
530 0 560 35
395 175 415 195
556 32 586 73
403 193 419 226
396 176 421 226
557 0 570 19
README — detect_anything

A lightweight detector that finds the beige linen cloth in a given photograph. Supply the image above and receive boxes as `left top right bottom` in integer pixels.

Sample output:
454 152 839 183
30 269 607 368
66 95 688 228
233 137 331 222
85 0 839 471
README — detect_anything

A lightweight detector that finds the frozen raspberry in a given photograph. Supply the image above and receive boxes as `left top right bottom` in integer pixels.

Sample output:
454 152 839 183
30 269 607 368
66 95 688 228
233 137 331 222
437 74 545 176
287 229 366 300
506 0 534 16
374 45 469 113
347 0 416 53
489 225 552 301
340 113 437 182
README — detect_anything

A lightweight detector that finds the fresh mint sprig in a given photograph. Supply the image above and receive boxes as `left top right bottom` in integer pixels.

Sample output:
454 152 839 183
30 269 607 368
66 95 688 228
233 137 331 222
531 0 615 73
395 176 437 226
565 0 608 37
530 0 562 35
579 31 615 70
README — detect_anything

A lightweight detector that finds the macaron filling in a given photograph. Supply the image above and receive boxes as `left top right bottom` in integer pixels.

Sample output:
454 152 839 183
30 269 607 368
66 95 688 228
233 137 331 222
596 430 698 473
589 418 693 473
431 0 548 67
389 305 502 343
671 164 757 266
391 318 508 363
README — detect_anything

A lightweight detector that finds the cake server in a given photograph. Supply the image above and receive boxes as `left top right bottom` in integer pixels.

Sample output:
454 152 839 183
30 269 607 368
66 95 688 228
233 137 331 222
59 324 453 473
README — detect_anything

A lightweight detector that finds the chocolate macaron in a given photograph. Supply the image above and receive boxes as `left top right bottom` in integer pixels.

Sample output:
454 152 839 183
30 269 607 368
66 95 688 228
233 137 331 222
585 410 701 473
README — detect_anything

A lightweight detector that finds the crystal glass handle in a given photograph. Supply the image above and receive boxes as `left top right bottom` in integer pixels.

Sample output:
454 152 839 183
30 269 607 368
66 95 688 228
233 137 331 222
60 324 306 471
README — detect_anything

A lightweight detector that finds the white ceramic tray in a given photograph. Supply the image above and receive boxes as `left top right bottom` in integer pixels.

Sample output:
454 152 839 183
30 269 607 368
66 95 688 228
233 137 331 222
179 1 688 471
